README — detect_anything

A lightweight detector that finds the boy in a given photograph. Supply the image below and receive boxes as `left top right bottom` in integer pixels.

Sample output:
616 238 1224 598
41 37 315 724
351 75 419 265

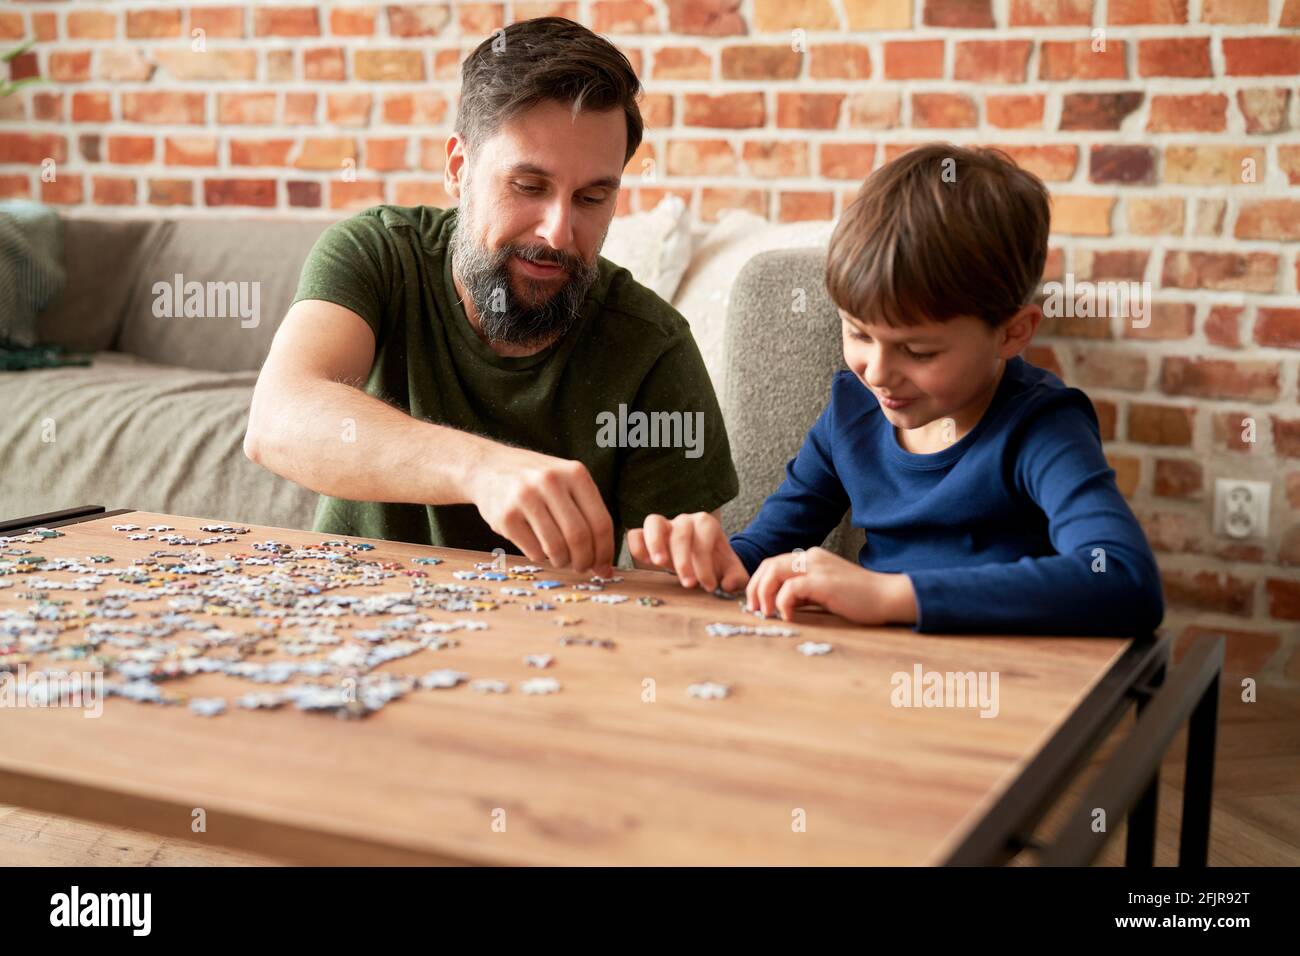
627 144 1164 636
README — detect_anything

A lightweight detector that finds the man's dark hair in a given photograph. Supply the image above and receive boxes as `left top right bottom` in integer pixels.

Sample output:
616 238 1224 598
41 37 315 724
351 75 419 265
826 143 1050 330
456 17 644 166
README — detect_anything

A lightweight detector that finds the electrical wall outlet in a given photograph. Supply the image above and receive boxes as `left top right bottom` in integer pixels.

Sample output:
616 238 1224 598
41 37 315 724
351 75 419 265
1213 479 1271 540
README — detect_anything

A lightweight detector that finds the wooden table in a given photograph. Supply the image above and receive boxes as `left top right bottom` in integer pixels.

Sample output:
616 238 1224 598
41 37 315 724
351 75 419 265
0 507 1214 866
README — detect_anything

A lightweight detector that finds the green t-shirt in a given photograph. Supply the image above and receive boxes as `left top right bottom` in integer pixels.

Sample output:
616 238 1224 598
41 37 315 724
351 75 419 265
291 204 739 558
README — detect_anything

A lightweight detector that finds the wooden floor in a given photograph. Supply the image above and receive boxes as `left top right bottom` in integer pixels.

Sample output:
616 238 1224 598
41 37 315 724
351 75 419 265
3 677 1296 867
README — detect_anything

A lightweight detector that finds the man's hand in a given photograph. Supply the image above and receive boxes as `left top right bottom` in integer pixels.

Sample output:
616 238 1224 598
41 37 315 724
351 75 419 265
626 511 749 593
465 443 615 577
745 546 917 625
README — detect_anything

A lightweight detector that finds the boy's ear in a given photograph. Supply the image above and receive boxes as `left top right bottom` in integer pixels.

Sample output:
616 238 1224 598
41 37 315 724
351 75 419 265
998 304 1041 359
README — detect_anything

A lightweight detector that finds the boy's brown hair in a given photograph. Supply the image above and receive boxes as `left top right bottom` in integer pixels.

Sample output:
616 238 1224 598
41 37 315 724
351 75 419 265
826 143 1050 330
456 17 644 167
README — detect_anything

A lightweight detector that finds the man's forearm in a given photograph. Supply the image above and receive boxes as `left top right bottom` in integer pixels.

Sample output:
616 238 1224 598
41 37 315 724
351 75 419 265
245 377 490 505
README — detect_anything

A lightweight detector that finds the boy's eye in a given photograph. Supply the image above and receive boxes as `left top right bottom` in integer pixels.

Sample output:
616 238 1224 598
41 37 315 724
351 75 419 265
903 347 937 360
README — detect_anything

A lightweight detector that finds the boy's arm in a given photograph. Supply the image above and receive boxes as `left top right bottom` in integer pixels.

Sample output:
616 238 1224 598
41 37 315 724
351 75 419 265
904 399 1164 635
728 401 851 574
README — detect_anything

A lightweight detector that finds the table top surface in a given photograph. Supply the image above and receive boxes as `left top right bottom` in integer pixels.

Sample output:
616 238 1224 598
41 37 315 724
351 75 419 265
0 511 1131 865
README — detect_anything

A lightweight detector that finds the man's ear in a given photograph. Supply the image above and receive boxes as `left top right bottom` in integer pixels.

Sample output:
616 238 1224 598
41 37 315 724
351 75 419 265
444 134 467 201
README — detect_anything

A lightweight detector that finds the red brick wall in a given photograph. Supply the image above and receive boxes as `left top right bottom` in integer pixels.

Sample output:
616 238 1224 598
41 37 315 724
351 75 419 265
2 0 1299 678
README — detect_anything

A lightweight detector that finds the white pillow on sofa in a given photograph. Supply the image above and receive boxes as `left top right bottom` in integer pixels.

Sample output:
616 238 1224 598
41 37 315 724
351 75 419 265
672 211 838 393
602 195 692 303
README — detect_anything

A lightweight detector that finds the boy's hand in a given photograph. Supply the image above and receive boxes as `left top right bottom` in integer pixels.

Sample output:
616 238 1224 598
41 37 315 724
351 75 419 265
627 512 750 593
745 547 917 625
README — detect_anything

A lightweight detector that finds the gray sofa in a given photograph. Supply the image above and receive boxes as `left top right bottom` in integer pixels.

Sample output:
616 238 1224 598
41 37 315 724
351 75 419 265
3 215 861 563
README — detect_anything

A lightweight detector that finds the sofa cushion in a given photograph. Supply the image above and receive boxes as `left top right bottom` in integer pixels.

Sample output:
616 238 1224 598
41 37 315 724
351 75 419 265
0 351 318 530
114 218 331 373
36 217 162 353
718 247 864 562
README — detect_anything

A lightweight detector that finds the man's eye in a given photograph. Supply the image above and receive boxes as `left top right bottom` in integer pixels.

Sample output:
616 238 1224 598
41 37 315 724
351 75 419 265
582 194 607 206
513 183 543 194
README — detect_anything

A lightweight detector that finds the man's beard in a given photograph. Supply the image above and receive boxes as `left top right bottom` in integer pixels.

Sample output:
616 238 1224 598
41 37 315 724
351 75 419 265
449 192 602 349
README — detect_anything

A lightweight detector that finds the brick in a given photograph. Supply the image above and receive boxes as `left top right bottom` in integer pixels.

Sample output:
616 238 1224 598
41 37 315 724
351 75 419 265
125 9 182 38
148 178 193 206
1254 309 1300 350
1009 0 1092 25
666 139 736 176
1050 195 1114 236
1079 249 1150 282
883 40 943 80
230 138 294 167
684 93 765 128
996 145 1077 181
1235 200 1300 241
255 6 320 36
32 93 62 122
753 0 837 30
417 137 444 171
1129 403 1194 445
594 1 659 33
842 0 911 28
93 176 137 205
326 93 373 127
954 41 1031 83
845 91 900 129
386 4 451 36
365 137 409 171
1072 347 1148 391
1125 302 1195 341
78 135 100 163
456 3 504 33
1154 459 1202 498
1223 37 1300 75
329 7 377 35
217 92 275 125
154 49 257 81
1108 455 1140 498
267 50 294 82
923 0 993 27
1277 418 1300 458
779 191 834 222
1193 198 1226 238
1138 37 1210 77
819 143 874 180
1284 0 1300 25
0 174 29 199
1204 306 1243 348
1165 146 1264 185
1238 89 1291 133
0 12 23 40
986 94 1044 129
911 93 976 128
106 135 154 164
355 49 424 81
203 178 276 207
1264 579 1300 620
776 93 843 129
642 93 672 129
293 137 358 171
330 180 385 210
1040 40 1126 80
1211 409 1258 452
305 48 347 81
720 45 800 81
0 133 67 165
123 91 205 124
96 48 155 82
431 48 462 80
68 10 117 39
1201 0 1269 22
1126 197 1183 236
666 0 745 35
71 92 111 123
742 141 809 178
164 137 218 166
653 47 711 80
700 187 767 221
284 92 317 125
1060 92 1143 131
1162 250 1277 292
1162 357 1280 402
1094 400 1117 440
1025 344 1063 378
1147 94 1226 133
50 51 92 83
1089 145 1154 185
810 44 871 80
1140 511 1205 553
1162 571 1252 616
41 175 84 205
1179 626 1279 675
287 181 322 207
381 92 448 125
393 179 450 206
1110 0 1187 21
31 12 56 42
190 6 245 38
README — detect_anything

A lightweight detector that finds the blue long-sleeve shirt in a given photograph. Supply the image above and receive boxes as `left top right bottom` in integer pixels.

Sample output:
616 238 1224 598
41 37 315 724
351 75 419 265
728 357 1164 636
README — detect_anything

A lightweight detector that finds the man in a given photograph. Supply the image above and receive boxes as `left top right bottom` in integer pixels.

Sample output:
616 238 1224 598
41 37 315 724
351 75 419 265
244 17 738 578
